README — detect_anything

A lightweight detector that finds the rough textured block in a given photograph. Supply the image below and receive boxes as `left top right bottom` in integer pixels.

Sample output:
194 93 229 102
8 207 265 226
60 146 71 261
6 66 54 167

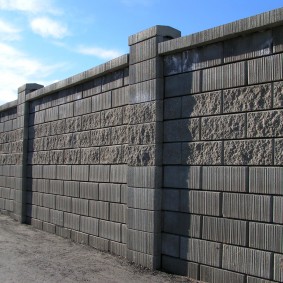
202 216 247 246
80 216 99 236
180 237 221 267
89 165 110 182
71 165 89 181
101 108 123 128
91 92 111 112
164 97 181 120
89 200 109 220
65 117 81 133
129 122 161 145
99 220 121 242
202 166 247 192
274 196 283 224
127 144 160 166
90 128 111 147
89 235 109 251
273 81 283 108
223 245 272 279
224 139 272 165
99 183 121 203
99 146 122 164
81 148 99 164
223 193 271 222
81 112 100 131
274 253 283 282
80 182 98 200
64 181 79 197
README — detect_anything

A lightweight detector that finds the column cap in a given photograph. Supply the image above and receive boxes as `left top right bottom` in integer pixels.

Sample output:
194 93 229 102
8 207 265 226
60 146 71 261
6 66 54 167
18 83 44 94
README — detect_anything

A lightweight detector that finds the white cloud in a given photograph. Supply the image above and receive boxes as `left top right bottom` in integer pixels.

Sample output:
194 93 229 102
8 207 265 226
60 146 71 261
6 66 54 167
0 19 21 41
77 46 123 60
30 17 69 39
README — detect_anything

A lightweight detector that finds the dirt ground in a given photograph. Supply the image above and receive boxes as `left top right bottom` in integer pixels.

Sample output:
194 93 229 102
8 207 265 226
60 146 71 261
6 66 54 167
0 214 196 283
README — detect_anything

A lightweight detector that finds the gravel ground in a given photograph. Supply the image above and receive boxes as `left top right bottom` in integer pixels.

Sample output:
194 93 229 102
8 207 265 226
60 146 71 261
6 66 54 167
0 214 198 283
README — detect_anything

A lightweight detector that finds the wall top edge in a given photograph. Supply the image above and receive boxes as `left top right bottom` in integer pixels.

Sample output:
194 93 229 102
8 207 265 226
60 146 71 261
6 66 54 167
158 7 283 54
0 99 18 112
25 53 129 102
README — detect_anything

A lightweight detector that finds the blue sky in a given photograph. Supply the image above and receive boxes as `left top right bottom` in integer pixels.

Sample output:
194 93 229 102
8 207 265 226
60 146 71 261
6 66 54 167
0 0 282 105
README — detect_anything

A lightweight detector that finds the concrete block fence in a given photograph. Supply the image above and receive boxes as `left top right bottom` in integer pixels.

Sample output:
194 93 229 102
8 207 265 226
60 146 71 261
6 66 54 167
0 8 283 282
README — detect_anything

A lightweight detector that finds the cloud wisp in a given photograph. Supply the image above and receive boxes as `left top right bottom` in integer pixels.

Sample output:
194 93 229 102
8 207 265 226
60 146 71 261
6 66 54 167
77 45 123 60
0 19 21 41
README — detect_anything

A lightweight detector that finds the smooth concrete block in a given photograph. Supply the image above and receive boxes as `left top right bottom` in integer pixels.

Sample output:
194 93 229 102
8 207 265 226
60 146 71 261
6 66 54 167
202 166 247 192
180 237 221 267
37 206 50 222
110 165 127 184
59 102 74 119
274 253 283 282
80 216 99 236
163 53 182 76
202 61 246 92
249 222 283 253
275 138 283 165
164 97 181 120
42 222 56 234
99 146 122 164
64 181 80 197
248 54 283 84
49 209 63 226
89 200 109 220
99 183 121 203
224 139 272 165
42 165 56 179
127 249 160 270
64 212 80 230
89 165 110 182
72 198 88 216
81 148 99 165
249 167 283 195
202 216 247 246
110 242 127 258
162 233 179 257
162 255 199 278
111 125 128 145
110 203 126 223
274 196 283 224
128 187 161 210
81 112 101 131
42 194 56 209
163 142 182 165
111 86 129 107
201 113 246 140
55 195 72 212
274 81 283 109
71 230 89 245
182 141 222 165
200 265 245 283
164 71 201 97
223 193 271 222
89 235 109 252
163 212 201 238
49 180 63 195
80 182 98 200
99 220 121 242
223 245 272 279
71 165 89 181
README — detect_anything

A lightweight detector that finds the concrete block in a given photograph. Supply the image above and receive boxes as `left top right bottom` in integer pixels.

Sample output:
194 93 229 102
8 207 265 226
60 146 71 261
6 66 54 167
182 141 222 165
111 86 129 107
78 131 91 148
162 255 199 277
249 222 283 253
163 142 181 165
164 71 200 97
109 165 127 184
200 265 245 283
110 203 126 223
250 167 283 194
203 166 247 192
65 117 81 133
111 125 128 145
121 184 127 204
129 122 161 145
99 146 122 164
202 113 246 140
50 150 64 165
37 179 50 193
202 216 247 246
64 181 79 197
102 69 123 92
127 249 160 270
49 120 65 136
164 118 199 142
49 180 63 195
122 224 127 244
90 128 111 147
274 196 283 224
74 98 91 116
101 107 123 128
58 102 74 119
110 242 127 258
80 182 98 200
162 189 179 211
81 112 100 130
89 200 109 220
89 235 109 251
223 193 271 222
72 198 88 216
71 165 89 181
42 165 56 179
99 220 121 242
33 110 45 124
55 195 72 212
31 218 43 230
89 165 110 182
80 216 99 236
45 107 59 122
248 54 283 84
128 187 161 210
91 91 111 112
42 194 56 209
71 230 89 245
42 222 56 234
164 97 181 120
63 149 81 164
83 77 102 97
49 209 63 226
81 148 99 165
26 204 37 218
223 245 272 279
202 61 246 92
274 253 283 282
32 192 43 206
99 183 121 203
247 276 277 283
37 206 50 222
275 138 283 165
180 237 222 267
56 226 71 239
224 139 272 165
162 233 179 257
64 212 80 230
274 81 283 108
163 53 182 76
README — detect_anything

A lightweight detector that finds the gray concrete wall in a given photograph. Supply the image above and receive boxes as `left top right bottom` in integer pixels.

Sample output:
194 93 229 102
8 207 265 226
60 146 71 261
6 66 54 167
0 7 282 282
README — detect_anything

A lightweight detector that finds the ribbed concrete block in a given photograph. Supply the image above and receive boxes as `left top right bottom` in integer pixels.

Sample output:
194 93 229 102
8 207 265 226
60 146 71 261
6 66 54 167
110 242 127 258
64 181 79 197
121 184 127 204
37 206 50 222
201 113 246 140
164 71 201 97
122 224 127 244
31 218 43 230
274 81 283 109
37 179 50 193
64 212 80 230
49 180 63 195
74 98 91 116
102 69 124 92
26 205 37 218
274 196 283 224
80 182 98 200
128 187 161 210
203 166 247 192
99 220 121 242
224 139 272 165
163 166 200 189
127 249 160 270
71 230 89 245
72 198 88 216
91 92 111 112
33 110 45 124
42 165 56 179
55 195 72 212
164 53 182 76
200 265 245 283
223 245 272 279
28 165 43 179
89 165 110 182
58 102 74 119
71 165 89 181
110 203 126 223
32 192 43 206
81 112 101 131
223 193 271 222
164 97 181 120
163 212 201 238
42 222 56 234
83 77 101 97
99 183 121 203
202 61 246 92
249 222 283 253
248 54 283 84
109 165 127 183
247 276 277 283
42 194 56 209
89 235 109 252
275 138 283 165
162 255 199 277
274 253 283 282
202 216 247 246
89 200 109 220
45 107 59 122
49 209 63 226
163 142 182 165
182 141 222 165
80 216 99 236
162 233 179 257
180 237 222 267
111 86 129 107
250 167 283 195
128 208 160 233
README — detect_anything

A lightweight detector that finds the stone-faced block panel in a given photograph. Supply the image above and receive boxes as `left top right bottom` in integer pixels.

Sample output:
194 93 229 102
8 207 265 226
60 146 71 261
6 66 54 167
111 125 128 145
101 107 123 128
129 122 161 145
81 148 99 164
49 120 65 136
273 81 283 108
127 145 160 166
63 149 81 164
81 112 100 131
65 117 81 133
90 128 111 147
99 146 122 164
